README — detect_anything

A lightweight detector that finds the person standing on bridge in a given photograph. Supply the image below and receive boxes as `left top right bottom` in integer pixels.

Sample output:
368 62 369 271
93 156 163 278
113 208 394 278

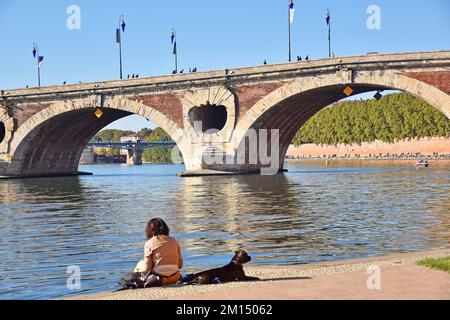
131 218 184 287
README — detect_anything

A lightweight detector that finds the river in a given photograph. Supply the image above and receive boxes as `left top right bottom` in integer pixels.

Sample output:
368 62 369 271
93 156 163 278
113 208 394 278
0 160 449 299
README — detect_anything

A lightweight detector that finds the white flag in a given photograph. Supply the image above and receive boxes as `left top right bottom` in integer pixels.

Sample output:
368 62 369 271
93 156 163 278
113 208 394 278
289 1 295 24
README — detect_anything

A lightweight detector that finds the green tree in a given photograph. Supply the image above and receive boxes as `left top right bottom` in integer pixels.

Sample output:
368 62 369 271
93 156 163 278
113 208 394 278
93 127 173 143
292 93 450 146
142 147 173 163
93 129 135 142
110 148 121 156
144 127 171 142
95 147 107 155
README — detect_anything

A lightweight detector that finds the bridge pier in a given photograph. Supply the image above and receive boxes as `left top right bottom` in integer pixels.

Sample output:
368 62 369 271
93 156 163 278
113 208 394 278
126 148 143 165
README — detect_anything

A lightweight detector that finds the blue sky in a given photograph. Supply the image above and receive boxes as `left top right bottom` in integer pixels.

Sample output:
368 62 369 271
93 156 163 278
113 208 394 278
1 0 449 130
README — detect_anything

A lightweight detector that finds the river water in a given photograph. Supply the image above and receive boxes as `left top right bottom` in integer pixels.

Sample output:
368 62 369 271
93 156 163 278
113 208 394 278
0 160 449 299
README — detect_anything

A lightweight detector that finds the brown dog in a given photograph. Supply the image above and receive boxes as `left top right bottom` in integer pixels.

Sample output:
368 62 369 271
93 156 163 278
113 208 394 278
183 250 260 284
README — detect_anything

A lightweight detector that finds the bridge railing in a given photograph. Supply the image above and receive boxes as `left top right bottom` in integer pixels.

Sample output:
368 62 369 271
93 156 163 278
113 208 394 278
86 141 176 149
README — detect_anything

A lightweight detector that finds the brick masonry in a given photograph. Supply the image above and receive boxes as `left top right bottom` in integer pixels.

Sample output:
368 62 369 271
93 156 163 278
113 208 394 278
13 102 51 127
129 93 184 128
234 83 284 120
404 71 450 94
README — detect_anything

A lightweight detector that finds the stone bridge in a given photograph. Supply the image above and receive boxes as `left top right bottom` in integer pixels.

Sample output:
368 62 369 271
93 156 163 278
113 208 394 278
1 51 449 178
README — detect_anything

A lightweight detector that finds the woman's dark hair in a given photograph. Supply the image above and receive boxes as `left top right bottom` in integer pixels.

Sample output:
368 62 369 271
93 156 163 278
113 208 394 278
146 218 170 240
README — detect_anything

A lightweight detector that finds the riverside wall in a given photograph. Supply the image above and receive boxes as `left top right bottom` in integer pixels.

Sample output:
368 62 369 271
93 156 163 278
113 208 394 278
286 137 450 159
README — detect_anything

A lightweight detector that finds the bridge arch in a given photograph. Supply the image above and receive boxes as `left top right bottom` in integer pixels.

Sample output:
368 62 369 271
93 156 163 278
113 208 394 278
8 95 188 177
231 70 450 171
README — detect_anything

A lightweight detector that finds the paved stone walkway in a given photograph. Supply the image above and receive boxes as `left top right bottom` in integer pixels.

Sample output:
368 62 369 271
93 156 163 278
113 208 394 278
171 264 449 300
68 249 450 300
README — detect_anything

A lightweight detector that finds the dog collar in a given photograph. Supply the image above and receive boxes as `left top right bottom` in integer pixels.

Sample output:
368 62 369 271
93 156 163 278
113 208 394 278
231 260 242 266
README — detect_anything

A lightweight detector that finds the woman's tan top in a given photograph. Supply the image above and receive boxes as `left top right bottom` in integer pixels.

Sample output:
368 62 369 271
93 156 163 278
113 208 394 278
143 235 183 276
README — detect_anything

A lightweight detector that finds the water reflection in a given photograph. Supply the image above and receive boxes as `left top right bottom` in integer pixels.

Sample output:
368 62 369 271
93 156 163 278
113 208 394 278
173 164 449 268
0 161 448 299
175 174 302 257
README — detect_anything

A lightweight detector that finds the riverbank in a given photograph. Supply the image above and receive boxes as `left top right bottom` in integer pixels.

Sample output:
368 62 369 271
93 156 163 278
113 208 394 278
287 137 450 160
66 248 450 300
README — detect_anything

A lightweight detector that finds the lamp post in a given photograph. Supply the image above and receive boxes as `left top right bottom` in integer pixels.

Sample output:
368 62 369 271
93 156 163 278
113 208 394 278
116 15 126 79
287 1 295 62
171 28 178 73
32 43 43 87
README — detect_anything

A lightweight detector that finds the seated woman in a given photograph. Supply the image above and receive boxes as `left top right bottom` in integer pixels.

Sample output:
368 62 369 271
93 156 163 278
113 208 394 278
133 217 183 287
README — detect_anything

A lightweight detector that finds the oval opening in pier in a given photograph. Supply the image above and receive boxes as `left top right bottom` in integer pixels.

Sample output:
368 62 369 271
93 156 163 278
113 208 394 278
0 122 5 144
189 104 227 134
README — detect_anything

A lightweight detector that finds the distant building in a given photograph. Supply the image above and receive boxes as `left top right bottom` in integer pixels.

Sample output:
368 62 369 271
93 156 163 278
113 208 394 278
120 134 142 143
79 147 95 164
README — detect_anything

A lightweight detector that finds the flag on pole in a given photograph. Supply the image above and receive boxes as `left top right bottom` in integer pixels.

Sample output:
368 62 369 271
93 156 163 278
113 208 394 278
171 31 177 54
116 28 121 43
326 10 331 26
173 41 177 55
289 1 295 24
32 47 37 58
121 20 126 32
38 56 44 68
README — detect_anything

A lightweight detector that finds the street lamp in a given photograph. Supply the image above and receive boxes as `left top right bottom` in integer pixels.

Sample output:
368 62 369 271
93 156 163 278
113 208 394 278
32 43 44 87
116 15 126 79
326 9 331 58
288 1 295 62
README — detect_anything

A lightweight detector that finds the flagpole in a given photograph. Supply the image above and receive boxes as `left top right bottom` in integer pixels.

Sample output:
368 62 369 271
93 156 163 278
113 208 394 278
327 9 331 58
118 15 125 80
175 48 178 73
33 43 40 87
119 34 123 80
288 1 291 62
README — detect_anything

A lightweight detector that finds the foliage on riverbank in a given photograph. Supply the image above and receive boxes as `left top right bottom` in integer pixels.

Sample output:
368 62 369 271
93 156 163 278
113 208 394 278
292 93 450 146
93 127 171 143
93 127 172 163
142 147 173 163
417 256 450 273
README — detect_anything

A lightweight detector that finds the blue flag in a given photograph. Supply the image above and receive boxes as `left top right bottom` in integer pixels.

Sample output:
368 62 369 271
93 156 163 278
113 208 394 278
32 47 37 58
38 56 44 68
326 10 331 26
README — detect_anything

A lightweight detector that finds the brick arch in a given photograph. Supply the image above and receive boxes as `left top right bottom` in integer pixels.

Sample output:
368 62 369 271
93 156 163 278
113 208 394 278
8 95 188 177
0 108 14 154
230 71 450 170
